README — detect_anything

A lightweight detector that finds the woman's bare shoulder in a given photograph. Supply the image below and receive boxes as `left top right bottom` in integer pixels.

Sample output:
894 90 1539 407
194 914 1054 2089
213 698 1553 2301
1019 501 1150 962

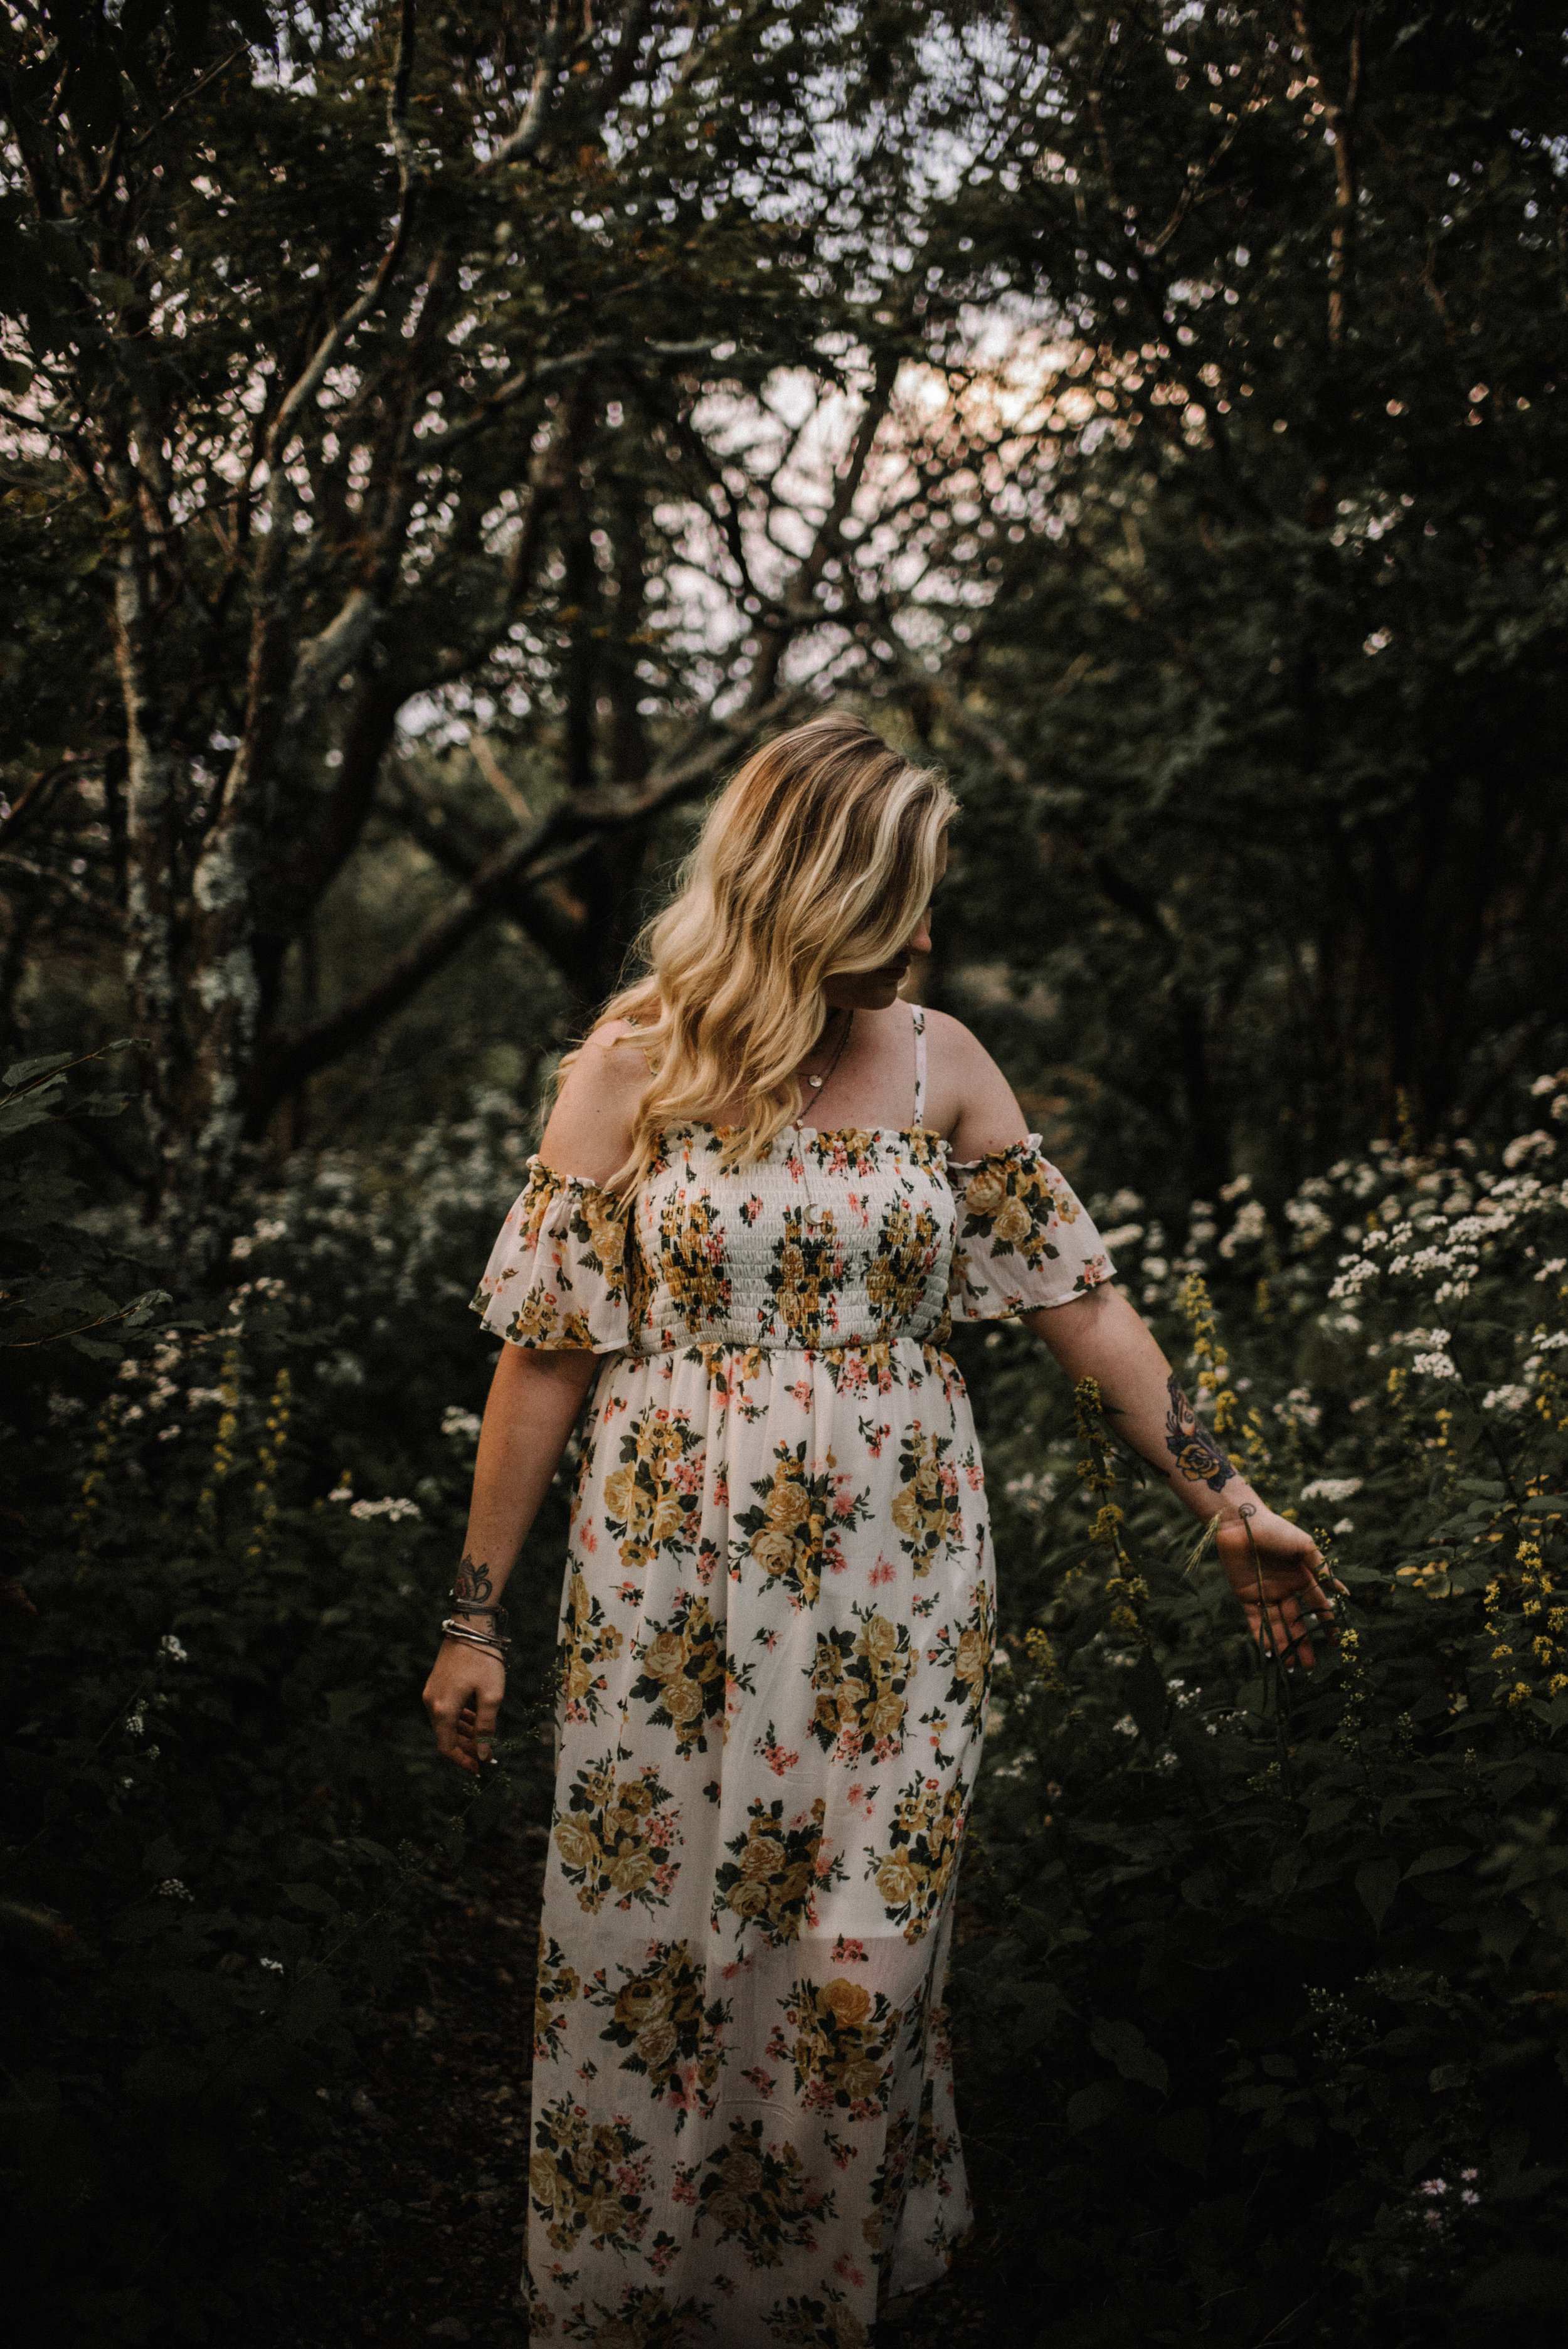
537 1021 650 1186
919 1005 1030 1156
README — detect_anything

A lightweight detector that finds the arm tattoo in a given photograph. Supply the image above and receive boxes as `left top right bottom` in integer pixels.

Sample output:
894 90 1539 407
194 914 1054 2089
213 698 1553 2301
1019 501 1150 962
1163 1373 1237 1493
453 1552 495 1606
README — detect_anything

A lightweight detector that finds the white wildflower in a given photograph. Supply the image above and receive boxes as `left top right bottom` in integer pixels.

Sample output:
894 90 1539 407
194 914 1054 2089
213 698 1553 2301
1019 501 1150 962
1332 1517 1355 1535
125 1710 145 1737
1412 1352 1460 1379
1482 1386 1530 1413
348 1495 422 1524
440 1406 484 1443
1503 1130 1555 1169
259 1956 285 1973
1535 1258 1567 1283
1301 1477 1364 1503
160 1635 188 1663
156 1878 194 1902
1111 1715 1139 1738
1219 1199 1269 1256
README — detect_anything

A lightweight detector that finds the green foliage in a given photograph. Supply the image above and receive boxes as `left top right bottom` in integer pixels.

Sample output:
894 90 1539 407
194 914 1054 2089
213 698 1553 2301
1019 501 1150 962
14 1061 1568 2340
0 1042 169 1358
0 1093 559 2345
953 1081 1568 2343
924 0 1568 1201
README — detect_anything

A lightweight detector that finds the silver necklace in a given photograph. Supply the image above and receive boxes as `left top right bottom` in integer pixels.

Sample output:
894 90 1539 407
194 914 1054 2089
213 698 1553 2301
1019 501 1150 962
796 1009 853 1222
803 1008 853 1108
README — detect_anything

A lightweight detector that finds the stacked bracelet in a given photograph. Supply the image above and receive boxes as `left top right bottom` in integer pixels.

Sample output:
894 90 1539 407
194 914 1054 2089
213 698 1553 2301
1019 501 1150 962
441 1616 511 1657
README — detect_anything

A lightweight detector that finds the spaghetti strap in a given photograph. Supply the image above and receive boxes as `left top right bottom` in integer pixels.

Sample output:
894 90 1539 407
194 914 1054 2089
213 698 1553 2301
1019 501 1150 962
910 999 927 1128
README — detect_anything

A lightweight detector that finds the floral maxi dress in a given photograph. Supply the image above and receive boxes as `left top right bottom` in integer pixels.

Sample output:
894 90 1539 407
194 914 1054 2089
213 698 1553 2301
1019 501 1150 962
472 1008 1113 2348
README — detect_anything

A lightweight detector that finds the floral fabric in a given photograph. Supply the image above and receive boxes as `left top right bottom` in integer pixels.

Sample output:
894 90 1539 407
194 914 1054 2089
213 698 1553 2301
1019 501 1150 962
474 1068 1110 2346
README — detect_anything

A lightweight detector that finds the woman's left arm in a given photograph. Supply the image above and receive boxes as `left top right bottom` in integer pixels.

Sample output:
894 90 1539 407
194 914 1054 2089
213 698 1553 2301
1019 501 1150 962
930 1011 1342 1664
1023 1284 1343 1668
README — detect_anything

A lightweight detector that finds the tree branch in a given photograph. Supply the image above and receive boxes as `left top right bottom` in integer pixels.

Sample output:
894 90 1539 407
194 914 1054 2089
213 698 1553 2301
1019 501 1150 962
268 0 421 462
252 691 810 1119
484 1 582 171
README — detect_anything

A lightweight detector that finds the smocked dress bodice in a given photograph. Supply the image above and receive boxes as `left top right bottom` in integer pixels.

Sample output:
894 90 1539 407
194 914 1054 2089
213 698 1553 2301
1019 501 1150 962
473 1026 1111 1357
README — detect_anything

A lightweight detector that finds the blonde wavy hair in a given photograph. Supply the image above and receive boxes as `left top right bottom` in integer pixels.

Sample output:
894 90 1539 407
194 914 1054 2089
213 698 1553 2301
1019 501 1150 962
569 711 957 1198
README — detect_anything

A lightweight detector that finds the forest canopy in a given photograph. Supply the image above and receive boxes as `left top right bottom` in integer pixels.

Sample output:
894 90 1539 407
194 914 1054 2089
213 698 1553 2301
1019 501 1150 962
1 0 1565 1246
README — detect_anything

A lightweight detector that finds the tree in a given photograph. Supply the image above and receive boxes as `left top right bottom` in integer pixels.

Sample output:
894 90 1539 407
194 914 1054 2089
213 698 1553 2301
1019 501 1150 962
5 1 1565 1246
0 0 971 1270
870 1 1568 1199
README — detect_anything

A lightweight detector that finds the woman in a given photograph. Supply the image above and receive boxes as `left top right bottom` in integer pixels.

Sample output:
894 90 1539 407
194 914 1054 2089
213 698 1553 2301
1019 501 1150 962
424 713 1336 2346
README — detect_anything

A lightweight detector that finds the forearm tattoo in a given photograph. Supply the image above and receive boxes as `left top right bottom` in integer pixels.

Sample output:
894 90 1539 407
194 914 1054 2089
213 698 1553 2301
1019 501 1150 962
1163 1373 1237 1493
453 1552 495 1606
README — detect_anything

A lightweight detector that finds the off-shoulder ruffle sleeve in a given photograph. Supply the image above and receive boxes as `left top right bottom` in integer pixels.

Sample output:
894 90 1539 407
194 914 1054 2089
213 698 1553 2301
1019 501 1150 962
946 1136 1115 1322
471 1156 634 1351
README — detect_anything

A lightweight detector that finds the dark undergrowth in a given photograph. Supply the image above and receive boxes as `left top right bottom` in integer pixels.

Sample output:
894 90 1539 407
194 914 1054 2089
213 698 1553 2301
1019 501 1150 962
6 1054 1568 2345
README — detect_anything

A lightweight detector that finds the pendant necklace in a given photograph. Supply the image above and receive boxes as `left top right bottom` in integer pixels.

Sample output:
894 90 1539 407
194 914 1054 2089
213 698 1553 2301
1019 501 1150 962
804 1008 853 1109
796 1008 852 1221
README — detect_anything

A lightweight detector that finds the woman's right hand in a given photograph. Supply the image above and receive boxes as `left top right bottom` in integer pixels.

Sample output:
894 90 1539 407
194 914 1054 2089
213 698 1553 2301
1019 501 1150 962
423 1638 507 1774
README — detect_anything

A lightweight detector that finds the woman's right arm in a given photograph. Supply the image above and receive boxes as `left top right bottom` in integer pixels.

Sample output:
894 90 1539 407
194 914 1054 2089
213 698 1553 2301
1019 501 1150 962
422 1345 600 1773
423 1029 647 1773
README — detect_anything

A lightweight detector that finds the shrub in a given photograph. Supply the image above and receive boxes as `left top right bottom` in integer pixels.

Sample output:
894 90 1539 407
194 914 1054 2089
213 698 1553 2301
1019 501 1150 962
1 1081 560 2345
8 1061 1568 2343
958 1087 1568 2345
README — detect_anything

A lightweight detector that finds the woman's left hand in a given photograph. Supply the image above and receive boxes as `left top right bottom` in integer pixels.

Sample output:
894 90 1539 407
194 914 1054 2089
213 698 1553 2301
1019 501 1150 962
1213 1504 1345 1670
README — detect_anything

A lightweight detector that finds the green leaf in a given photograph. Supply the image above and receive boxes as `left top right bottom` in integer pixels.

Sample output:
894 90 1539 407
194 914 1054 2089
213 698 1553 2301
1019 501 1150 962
1355 1857 1401 1932
1090 2015 1169 2094
1 1050 77 1087
1067 2077 1130 2135
87 268 139 309
1153 2106 1209 2173
282 1882 339 1915
0 1092 67 1138
1405 1845 1473 1880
